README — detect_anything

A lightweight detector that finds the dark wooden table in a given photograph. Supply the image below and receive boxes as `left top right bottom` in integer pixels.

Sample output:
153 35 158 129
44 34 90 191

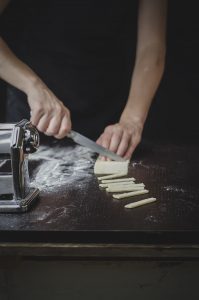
1 139 199 245
0 139 199 300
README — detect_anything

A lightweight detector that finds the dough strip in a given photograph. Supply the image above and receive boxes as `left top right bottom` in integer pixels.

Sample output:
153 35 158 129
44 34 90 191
124 197 157 209
101 177 135 183
107 185 145 193
113 189 149 199
99 182 144 188
98 172 127 181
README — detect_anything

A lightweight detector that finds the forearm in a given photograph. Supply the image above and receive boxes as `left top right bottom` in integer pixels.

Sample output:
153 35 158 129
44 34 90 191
0 37 42 94
120 44 165 126
97 0 167 158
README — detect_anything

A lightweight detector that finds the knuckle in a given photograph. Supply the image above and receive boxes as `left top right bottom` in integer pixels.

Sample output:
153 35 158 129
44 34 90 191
45 131 54 136
65 108 70 117
30 119 36 126
62 126 68 133
37 125 45 132
46 128 58 135
55 105 62 115
133 134 141 144
115 130 123 138
54 134 62 139
115 123 123 131
127 128 133 135
103 135 110 142
110 145 117 152
104 125 113 133
121 138 129 147
46 110 52 117
125 126 132 135
123 141 129 149
61 122 69 133
104 130 112 138
57 130 67 139
35 106 43 115
44 106 52 116
100 133 106 140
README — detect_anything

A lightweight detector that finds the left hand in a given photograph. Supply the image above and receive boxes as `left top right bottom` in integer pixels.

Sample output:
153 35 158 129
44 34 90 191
96 120 143 160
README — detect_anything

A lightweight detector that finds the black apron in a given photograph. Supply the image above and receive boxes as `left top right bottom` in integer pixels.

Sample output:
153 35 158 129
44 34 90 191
1 0 138 139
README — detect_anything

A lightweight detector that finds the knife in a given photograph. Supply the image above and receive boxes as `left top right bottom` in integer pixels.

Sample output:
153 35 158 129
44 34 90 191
67 130 125 162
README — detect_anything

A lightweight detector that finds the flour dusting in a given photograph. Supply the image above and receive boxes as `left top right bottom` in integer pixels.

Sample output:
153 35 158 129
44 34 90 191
163 185 185 193
29 145 95 192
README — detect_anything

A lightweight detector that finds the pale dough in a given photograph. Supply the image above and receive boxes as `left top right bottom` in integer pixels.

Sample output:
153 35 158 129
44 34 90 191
95 158 156 207
97 171 127 181
113 189 149 199
106 185 145 193
124 198 157 209
99 182 141 188
94 159 129 175
101 177 135 183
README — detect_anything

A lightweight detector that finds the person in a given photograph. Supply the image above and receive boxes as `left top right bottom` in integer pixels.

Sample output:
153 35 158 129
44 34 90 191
0 0 167 159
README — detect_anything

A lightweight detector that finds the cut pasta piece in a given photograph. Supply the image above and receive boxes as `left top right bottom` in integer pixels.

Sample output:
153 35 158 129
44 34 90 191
101 177 135 184
94 159 129 175
97 172 127 181
113 189 149 199
99 182 140 188
106 185 145 193
124 198 157 209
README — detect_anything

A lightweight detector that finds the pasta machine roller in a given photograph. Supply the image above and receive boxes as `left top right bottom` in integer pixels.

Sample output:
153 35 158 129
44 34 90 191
0 119 40 212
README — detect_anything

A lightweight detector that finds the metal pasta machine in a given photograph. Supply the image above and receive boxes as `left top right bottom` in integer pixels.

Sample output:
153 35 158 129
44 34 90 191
0 120 40 212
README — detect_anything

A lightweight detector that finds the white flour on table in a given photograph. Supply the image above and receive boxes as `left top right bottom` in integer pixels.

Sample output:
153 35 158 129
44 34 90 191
29 145 95 192
163 185 185 193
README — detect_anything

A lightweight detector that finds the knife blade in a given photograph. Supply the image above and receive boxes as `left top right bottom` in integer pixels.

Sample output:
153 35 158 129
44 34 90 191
67 130 125 162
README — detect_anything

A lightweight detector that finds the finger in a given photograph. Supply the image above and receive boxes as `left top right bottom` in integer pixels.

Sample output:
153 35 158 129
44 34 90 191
36 114 51 133
96 137 107 160
99 156 106 161
54 114 71 139
96 132 112 160
96 136 106 159
124 136 141 159
101 132 112 150
30 108 44 126
124 144 136 160
98 155 105 160
96 135 102 145
100 132 112 160
109 131 123 153
116 132 131 157
45 115 62 136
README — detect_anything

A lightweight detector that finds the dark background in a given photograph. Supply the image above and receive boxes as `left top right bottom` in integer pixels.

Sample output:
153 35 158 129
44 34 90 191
0 1 198 142
143 0 199 142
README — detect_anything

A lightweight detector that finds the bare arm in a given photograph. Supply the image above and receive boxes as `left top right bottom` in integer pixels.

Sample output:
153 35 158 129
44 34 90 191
120 0 167 126
0 37 42 94
0 37 71 138
97 0 167 159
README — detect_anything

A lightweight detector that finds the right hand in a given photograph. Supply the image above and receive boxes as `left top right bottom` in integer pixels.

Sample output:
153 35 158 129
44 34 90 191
27 81 71 139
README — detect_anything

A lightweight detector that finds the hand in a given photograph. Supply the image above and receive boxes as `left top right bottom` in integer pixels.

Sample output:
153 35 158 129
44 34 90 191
27 81 71 139
96 120 143 160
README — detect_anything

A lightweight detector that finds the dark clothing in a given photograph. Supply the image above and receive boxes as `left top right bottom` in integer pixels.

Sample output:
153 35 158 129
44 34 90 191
1 0 138 139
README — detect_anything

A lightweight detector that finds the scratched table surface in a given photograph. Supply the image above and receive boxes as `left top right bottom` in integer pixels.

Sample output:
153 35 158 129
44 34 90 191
0 139 199 244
